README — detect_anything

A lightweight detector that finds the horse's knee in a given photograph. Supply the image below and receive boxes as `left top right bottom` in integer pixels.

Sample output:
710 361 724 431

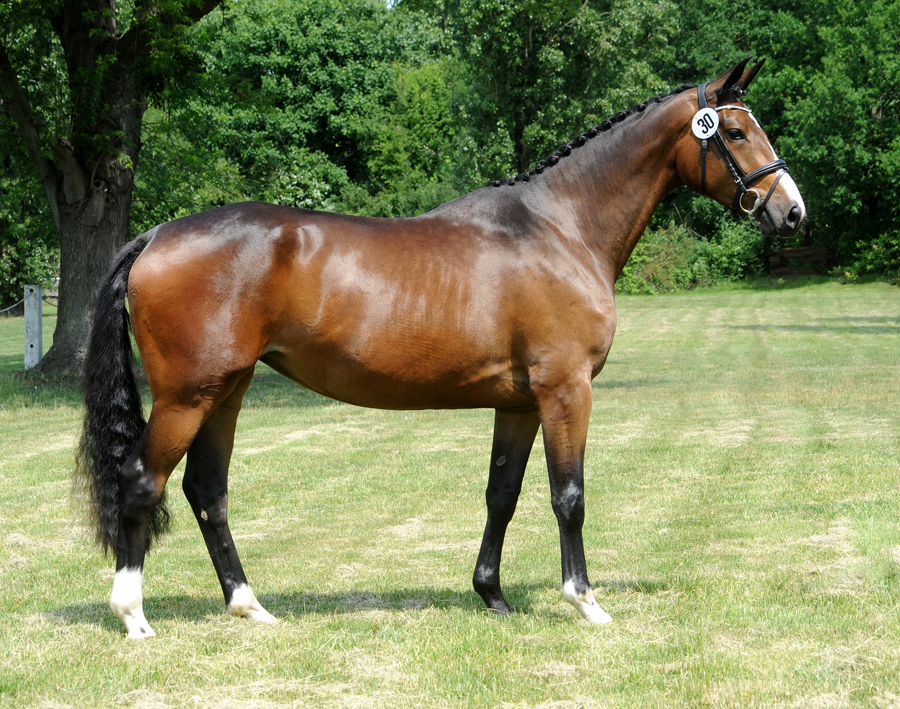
485 484 519 523
550 482 585 532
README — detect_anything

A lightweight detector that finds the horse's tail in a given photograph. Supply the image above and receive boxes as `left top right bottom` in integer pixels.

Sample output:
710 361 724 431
75 233 169 554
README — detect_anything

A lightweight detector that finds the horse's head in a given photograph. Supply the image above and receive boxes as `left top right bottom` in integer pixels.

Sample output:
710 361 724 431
675 59 805 237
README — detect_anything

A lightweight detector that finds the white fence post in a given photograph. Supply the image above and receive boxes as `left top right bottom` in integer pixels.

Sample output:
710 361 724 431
24 285 43 369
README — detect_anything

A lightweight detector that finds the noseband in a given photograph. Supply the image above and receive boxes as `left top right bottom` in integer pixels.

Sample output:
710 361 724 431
696 82 789 219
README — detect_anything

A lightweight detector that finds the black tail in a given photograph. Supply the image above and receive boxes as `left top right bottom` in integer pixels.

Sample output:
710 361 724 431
75 234 170 554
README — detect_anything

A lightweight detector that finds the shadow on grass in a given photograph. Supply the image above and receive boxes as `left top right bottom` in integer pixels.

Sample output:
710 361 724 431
742 275 900 291
592 375 668 391
0 352 24 374
595 576 688 595
241 367 338 409
0 370 83 407
720 315 900 335
0 365 337 410
742 275 834 291
48 583 566 633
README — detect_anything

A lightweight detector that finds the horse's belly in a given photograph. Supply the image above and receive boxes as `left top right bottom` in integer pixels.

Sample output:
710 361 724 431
259 341 532 411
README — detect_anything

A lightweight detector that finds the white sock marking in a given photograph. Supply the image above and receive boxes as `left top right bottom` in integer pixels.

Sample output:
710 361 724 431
110 567 156 639
228 583 277 624
563 580 613 624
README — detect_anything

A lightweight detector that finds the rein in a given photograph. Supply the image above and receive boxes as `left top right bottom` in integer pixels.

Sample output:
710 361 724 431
696 82 788 219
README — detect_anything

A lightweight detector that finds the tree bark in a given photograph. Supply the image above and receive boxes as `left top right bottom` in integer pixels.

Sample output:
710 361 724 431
42 159 138 376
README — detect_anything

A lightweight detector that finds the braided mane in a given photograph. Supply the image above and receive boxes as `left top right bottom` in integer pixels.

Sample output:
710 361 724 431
489 83 697 188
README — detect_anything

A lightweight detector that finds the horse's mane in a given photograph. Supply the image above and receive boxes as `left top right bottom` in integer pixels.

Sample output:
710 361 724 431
489 82 698 188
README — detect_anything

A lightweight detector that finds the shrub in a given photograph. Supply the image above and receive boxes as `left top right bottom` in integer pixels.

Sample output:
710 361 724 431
850 231 900 279
616 219 765 294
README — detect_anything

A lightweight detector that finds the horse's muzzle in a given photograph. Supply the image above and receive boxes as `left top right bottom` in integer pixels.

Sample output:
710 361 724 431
756 171 806 237
785 204 804 233
757 202 804 237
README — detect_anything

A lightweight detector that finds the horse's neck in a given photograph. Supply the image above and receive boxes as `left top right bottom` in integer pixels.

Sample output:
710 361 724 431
537 101 688 278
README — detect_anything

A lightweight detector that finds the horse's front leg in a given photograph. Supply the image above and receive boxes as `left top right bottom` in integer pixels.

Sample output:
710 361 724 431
473 407 541 614
537 377 612 624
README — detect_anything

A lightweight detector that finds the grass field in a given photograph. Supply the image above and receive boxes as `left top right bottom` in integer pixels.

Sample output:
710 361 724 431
0 280 899 708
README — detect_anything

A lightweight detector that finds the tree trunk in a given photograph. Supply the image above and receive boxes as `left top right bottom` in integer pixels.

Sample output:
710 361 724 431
39 9 146 376
39 166 136 376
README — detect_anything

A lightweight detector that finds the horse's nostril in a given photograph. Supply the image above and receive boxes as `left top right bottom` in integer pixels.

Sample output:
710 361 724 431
787 205 801 228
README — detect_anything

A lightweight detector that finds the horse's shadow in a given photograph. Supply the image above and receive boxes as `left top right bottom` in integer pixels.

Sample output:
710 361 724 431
720 315 900 335
47 585 526 633
48 578 673 634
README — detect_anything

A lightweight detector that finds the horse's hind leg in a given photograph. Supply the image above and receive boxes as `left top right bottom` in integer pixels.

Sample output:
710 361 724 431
473 407 541 614
181 370 275 624
110 402 217 638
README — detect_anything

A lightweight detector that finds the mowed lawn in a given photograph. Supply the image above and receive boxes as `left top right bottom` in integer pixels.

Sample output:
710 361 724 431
0 280 898 708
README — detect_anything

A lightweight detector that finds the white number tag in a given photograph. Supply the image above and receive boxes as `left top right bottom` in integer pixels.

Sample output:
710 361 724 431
691 107 719 139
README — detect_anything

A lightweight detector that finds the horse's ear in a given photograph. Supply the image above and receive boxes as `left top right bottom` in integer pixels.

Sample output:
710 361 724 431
704 58 752 104
735 59 766 94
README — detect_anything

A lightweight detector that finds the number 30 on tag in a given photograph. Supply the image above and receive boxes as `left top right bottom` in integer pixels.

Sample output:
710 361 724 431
692 108 719 139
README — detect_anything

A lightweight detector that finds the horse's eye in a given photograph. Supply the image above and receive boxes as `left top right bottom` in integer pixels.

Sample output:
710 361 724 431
727 129 746 140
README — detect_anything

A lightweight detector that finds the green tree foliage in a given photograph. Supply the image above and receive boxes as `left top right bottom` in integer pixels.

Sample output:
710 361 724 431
131 107 248 232
186 0 452 217
340 60 465 216
775 0 900 273
0 119 58 310
430 0 679 179
617 220 766 294
0 5 64 310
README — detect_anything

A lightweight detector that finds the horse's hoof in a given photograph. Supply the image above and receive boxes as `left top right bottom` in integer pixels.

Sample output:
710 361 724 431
563 582 612 624
125 622 157 639
486 601 514 616
228 584 277 624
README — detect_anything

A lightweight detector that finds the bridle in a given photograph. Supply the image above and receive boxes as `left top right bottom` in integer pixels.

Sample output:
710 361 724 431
696 82 789 219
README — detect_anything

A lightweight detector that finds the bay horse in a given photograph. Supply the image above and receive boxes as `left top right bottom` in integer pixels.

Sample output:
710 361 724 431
77 59 805 638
